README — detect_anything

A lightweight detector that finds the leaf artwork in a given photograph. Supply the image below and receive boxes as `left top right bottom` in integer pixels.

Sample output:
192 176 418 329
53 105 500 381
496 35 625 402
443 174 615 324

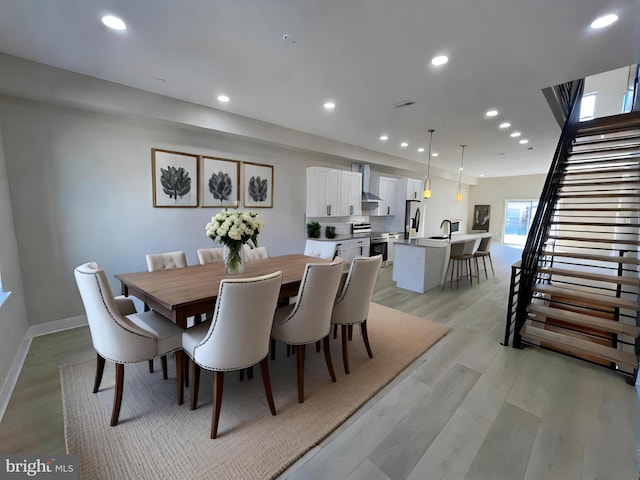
160 166 191 201
208 170 233 202
248 176 268 202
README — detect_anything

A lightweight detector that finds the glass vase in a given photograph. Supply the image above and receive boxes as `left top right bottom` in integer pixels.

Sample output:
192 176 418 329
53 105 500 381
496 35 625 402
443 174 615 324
223 243 244 274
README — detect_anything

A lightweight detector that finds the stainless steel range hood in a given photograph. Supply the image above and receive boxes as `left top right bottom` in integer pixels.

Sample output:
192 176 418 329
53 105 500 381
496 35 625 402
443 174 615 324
352 163 382 202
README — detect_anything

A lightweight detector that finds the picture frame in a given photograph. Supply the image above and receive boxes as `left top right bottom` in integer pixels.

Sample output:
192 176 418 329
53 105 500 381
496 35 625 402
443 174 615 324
472 204 491 231
201 156 241 208
243 162 274 208
152 149 199 207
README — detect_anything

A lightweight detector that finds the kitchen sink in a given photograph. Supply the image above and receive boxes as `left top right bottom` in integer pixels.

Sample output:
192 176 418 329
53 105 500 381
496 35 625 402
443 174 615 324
428 235 449 240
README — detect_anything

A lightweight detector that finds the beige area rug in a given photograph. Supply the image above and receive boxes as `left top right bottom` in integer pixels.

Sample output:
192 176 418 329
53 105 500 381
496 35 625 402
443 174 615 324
61 303 450 480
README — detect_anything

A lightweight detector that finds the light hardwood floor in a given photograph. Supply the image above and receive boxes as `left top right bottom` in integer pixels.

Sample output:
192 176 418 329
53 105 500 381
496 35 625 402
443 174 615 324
1 244 638 480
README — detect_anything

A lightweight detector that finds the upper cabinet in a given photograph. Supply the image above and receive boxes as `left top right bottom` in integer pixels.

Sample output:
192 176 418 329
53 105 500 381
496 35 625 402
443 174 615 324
306 167 362 217
339 170 362 216
370 175 398 216
399 178 423 201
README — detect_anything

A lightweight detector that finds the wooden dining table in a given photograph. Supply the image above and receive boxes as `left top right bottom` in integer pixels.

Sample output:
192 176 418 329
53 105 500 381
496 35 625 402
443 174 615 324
114 254 335 328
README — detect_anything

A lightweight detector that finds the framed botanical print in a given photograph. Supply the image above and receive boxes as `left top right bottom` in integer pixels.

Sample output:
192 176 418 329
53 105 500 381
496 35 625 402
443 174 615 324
243 162 274 208
201 156 241 208
152 149 199 207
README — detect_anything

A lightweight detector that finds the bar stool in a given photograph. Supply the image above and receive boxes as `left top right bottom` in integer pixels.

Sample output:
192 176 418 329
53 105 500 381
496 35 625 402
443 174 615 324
474 236 495 278
443 239 478 289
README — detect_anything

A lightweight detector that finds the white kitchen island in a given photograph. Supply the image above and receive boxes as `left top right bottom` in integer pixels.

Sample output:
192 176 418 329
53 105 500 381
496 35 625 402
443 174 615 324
392 233 492 293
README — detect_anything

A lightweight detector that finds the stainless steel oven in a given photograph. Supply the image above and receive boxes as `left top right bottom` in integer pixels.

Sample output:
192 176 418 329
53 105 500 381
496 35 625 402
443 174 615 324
370 233 389 261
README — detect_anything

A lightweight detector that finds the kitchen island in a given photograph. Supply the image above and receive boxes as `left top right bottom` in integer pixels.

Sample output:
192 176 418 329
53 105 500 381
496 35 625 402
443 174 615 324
392 233 492 293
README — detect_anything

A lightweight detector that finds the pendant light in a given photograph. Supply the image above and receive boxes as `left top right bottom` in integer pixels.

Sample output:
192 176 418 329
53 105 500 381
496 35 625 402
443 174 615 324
423 129 435 198
456 144 466 202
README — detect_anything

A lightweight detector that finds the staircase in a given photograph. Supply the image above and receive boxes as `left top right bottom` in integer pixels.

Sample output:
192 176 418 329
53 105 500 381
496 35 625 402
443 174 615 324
505 109 640 383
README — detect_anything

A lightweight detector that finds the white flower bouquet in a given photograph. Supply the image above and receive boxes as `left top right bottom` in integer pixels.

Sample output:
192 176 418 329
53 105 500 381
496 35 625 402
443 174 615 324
205 210 264 273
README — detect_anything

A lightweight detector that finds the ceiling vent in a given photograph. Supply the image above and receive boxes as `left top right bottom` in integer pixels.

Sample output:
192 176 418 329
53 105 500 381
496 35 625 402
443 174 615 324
394 100 416 109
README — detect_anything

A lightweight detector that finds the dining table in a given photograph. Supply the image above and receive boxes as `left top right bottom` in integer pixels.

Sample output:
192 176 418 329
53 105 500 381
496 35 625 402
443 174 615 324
114 254 336 329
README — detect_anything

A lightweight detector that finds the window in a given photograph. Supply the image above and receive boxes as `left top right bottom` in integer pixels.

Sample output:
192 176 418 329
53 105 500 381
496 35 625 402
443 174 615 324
0 273 10 308
503 200 539 246
580 92 597 121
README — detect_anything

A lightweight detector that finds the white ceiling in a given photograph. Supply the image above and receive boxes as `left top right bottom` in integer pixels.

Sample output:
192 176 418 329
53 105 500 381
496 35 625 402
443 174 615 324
0 0 637 178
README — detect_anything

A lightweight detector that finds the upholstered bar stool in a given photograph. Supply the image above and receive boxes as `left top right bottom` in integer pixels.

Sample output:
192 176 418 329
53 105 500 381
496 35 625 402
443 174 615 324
442 239 478 289
474 236 495 278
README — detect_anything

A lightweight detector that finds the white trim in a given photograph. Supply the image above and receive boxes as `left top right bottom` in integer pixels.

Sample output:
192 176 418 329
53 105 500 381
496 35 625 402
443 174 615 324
27 315 87 338
0 315 88 422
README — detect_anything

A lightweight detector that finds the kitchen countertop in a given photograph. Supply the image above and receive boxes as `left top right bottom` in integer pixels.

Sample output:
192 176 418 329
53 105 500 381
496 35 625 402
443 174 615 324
306 231 403 241
395 232 492 248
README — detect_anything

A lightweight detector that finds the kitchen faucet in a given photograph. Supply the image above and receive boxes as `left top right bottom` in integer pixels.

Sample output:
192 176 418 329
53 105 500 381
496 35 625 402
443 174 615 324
440 219 452 240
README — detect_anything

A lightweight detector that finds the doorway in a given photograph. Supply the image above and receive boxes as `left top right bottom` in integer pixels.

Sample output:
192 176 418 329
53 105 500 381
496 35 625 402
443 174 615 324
503 200 539 245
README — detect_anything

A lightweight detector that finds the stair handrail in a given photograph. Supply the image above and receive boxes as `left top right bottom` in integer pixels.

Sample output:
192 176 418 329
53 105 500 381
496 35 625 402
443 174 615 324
512 79 585 347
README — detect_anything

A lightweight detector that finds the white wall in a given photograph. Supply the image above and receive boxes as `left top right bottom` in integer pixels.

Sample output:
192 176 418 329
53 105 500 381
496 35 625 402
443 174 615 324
0 126 29 385
584 66 630 118
468 174 546 242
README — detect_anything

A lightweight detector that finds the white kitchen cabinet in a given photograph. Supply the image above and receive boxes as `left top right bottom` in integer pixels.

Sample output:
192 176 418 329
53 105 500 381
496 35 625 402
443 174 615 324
336 237 370 264
306 167 361 217
370 175 398 216
306 167 340 217
338 170 362 216
398 177 423 201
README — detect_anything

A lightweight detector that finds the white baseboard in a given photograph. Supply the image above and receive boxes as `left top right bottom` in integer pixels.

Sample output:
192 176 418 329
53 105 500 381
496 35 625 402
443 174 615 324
0 315 88 422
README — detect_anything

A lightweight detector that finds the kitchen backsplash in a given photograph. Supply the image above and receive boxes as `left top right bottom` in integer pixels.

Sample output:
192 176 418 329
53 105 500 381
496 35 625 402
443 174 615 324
305 215 397 237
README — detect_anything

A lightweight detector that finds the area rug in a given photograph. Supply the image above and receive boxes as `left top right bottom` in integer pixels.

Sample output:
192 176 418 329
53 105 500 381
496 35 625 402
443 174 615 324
61 303 450 480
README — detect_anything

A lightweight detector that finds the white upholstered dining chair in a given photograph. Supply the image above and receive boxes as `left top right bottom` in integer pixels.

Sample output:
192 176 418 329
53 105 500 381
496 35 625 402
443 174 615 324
331 255 382 374
74 262 184 426
197 247 224 265
243 245 269 260
145 250 188 271
303 239 338 259
270 258 344 403
145 250 192 373
182 271 283 439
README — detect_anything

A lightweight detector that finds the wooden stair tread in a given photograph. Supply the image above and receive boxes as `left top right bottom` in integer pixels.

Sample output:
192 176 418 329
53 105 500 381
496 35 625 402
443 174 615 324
527 303 638 337
557 192 640 198
550 220 640 228
533 284 639 310
541 250 640 265
576 112 640 135
520 324 638 369
547 235 640 246
553 207 639 212
563 167 639 176
538 266 640 286
561 181 640 188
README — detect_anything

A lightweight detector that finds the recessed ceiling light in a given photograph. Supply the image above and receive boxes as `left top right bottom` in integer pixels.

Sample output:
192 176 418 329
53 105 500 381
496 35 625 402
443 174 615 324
590 13 618 29
510 131 522 138
519 139 529 144
431 55 449 66
101 15 126 30
485 109 499 117
480 174 485 177
432 152 439 157
379 135 388 141
499 122 511 129
217 95 230 103
400 142 409 148
418 147 425 153
323 101 335 110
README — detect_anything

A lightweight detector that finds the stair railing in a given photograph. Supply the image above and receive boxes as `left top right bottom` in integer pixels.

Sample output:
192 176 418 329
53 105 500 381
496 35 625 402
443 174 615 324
511 79 585 348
